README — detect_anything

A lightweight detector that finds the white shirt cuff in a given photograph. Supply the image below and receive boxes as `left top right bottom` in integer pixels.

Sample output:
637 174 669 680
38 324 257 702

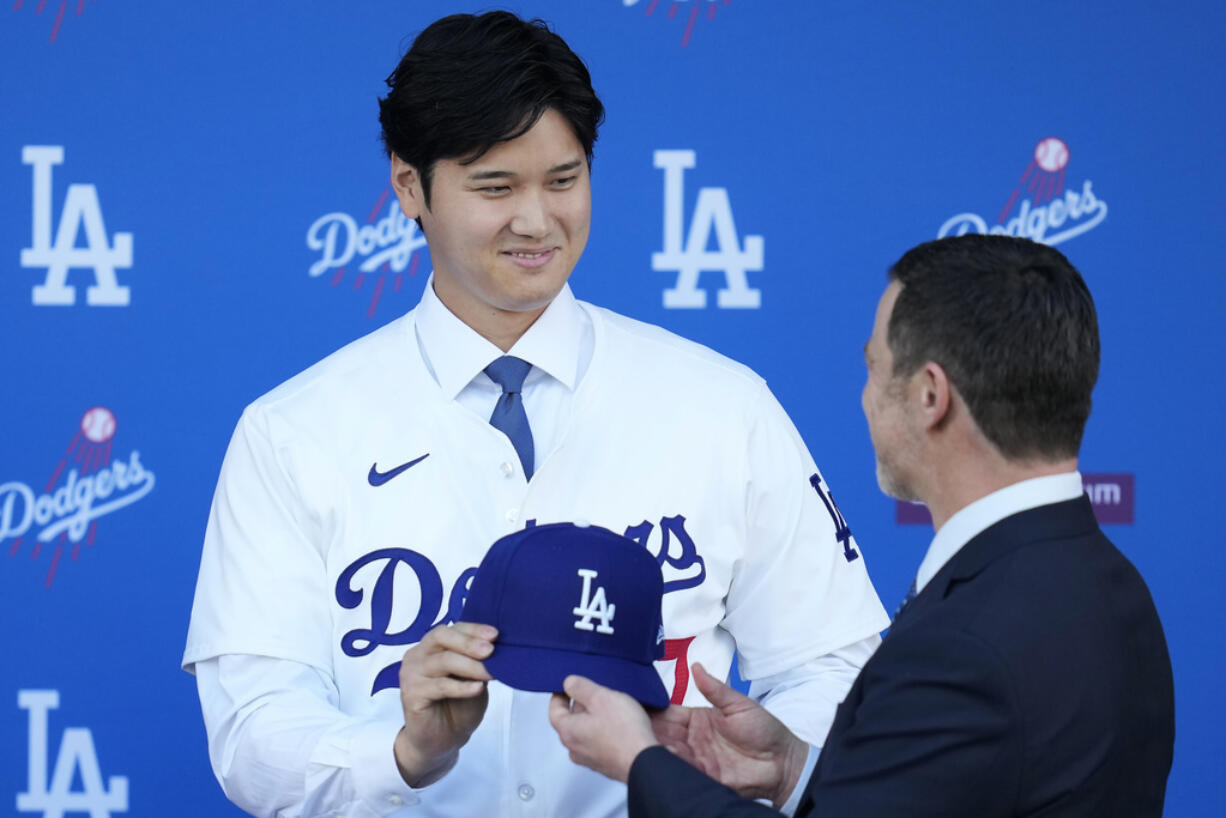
327 719 419 814
778 743 819 817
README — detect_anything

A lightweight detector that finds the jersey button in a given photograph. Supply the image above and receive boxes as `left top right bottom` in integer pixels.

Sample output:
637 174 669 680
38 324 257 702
506 508 519 523
500 461 515 477
517 783 535 801
386 794 404 805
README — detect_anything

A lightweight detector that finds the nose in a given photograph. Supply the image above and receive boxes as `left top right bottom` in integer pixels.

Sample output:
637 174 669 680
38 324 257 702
509 190 549 238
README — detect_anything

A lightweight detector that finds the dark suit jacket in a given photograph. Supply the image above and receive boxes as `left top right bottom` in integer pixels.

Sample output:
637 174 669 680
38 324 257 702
629 497 1174 817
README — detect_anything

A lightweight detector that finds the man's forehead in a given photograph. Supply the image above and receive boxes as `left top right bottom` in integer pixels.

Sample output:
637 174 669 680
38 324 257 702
874 282 900 327
864 281 901 363
440 114 586 177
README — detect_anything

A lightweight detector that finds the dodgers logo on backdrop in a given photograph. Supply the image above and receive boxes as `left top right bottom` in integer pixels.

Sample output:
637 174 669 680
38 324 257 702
937 137 1108 246
0 407 156 587
10 0 98 43
621 0 732 47
305 188 430 319
652 150 763 309
17 690 129 817
20 146 133 307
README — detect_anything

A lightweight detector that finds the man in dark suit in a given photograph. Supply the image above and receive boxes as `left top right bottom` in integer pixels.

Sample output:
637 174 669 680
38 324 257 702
548 234 1175 816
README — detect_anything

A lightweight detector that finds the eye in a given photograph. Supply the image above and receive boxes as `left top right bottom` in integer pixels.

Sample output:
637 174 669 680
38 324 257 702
550 176 578 189
478 185 511 196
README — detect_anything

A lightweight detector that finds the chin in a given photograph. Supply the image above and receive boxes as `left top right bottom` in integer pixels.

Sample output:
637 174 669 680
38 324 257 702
496 292 558 315
501 282 568 312
876 462 919 503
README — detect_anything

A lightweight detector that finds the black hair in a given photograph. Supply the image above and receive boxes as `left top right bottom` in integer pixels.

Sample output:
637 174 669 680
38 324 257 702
887 234 1100 461
378 11 605 206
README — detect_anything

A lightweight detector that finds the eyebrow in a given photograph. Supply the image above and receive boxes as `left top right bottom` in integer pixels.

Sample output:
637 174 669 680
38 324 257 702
466 159 584 182
467 170 514 182
548 159 584 174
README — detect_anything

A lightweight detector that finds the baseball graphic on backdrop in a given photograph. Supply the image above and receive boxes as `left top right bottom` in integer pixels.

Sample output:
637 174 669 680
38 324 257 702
80 406 117 443
1034 137 1070 173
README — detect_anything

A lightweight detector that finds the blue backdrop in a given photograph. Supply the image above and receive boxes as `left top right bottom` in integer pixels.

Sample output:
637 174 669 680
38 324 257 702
3 1 1222 815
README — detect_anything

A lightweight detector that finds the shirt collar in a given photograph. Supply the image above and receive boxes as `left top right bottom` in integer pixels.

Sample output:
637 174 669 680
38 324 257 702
414 277 585 399
914 471 1085 593
505 285 584 391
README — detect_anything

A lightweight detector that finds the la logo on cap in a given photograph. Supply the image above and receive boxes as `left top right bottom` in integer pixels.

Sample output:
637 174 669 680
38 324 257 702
573 569 615 634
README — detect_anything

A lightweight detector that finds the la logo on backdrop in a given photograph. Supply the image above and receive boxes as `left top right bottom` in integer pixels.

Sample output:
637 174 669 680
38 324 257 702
622 4 757 309
653 150 763 309
1 407 156 588
19 146 133 307
16 690 129 818
937 137 1108 246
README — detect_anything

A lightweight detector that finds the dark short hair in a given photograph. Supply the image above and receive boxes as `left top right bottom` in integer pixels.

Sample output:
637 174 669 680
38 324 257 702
378 11 605 206
887 235 1100 461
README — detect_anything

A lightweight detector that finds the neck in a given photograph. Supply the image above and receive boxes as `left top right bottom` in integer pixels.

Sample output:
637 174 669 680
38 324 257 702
476 308 545 352
432 286 548 352
921 444 1078 531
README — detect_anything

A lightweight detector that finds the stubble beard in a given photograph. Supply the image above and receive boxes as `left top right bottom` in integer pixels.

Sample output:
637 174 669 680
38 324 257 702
875 454 920 504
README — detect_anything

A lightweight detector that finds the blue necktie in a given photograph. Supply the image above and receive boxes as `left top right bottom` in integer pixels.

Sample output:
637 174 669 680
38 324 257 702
484 356 535 480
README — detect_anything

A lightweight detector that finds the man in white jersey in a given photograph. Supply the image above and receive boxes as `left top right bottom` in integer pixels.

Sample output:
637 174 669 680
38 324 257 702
183 11 888 817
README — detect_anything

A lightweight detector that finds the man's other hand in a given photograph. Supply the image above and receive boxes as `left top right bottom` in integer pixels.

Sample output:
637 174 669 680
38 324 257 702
649 663 809 807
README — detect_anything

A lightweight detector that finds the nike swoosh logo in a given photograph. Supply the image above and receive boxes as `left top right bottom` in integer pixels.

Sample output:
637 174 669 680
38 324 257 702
368 454 430 486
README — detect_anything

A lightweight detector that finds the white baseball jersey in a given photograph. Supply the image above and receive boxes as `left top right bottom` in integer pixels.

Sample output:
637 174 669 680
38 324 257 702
183 284 888 817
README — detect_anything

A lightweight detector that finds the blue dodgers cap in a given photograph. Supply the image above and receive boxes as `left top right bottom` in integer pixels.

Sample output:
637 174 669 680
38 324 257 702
460 522 669 708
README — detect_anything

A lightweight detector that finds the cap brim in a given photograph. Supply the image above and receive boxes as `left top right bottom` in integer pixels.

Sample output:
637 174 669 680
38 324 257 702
485 642 670 709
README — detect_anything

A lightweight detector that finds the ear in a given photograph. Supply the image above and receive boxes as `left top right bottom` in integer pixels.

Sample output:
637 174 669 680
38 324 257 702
917 361 952 431
390 155 425 220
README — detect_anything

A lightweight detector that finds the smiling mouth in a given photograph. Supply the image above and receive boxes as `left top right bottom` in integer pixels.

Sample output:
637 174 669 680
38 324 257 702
502 248 558 269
